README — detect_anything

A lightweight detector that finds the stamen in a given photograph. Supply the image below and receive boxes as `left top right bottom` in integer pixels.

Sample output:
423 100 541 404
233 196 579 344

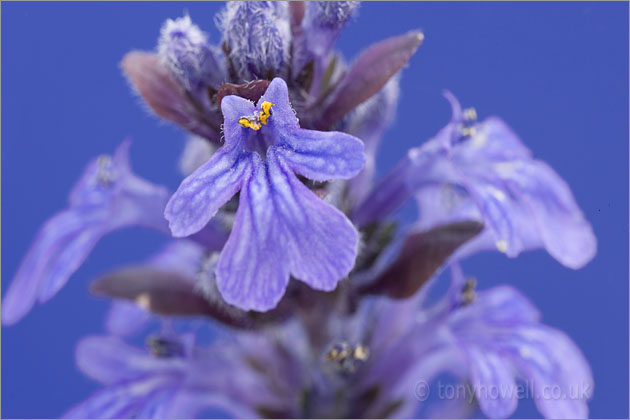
147 335 185 358
461 277 477 305
353 345 370 362
238 117 261 131
259 101 274 125
238 101 274 131
460 125 477 138
96 155 115 188
495 239 508 253
325 342 370 374
463 107 477 122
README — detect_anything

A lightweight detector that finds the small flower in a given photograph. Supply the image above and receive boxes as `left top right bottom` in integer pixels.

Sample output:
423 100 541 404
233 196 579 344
218 1 291 82
157 15 225 91
165 78 365 311
65 334 260 419
443 264 593 419
353 92 597 269
359 263 593 419
1 141 170 325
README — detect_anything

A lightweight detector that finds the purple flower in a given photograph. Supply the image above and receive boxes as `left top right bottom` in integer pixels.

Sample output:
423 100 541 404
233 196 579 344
444 264 593 418
361 263 593 419
353 92 597 269
1 141 171 325
164 77 365 311
5 4 600 419
65 334 262 419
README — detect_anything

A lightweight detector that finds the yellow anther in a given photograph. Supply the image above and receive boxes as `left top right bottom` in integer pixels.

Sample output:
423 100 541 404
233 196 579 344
259 101 274 125
496 240 508 253
353 345 370 361
238 102 274 130
461 125 477 137
463 107 477 121
461 277 477 305
238 117 261 131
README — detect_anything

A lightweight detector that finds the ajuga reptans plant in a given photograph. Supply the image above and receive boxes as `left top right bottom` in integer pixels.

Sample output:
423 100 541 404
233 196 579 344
3 2 597 419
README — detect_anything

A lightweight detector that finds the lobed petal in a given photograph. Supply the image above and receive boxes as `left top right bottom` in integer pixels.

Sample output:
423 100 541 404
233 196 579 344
215 154 291 311
467 346 519 419
64 384 147 419
520 327 593 419
278 127 365 181
504 160 597 269
258 77 300 130
75 336 158 384
1 210 107 325
217 151 359 311
164 143 252 237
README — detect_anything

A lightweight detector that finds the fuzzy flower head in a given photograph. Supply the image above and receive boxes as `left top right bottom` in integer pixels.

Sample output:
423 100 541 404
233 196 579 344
158 15 225 91
218 1 291 82
164 78 365 311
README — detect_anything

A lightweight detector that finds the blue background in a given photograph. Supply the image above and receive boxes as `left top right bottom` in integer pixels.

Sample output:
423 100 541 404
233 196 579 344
2 2 628 418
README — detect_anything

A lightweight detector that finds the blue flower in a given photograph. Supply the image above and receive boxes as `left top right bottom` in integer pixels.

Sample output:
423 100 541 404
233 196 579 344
1 141 228 326
65 334 261 419
353 92 597 269
1 141 170 325
360 263 593 419
443 264 593 418
164 78 365 311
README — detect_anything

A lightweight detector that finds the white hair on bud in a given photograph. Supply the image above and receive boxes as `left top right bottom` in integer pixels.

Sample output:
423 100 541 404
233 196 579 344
216 1 291 82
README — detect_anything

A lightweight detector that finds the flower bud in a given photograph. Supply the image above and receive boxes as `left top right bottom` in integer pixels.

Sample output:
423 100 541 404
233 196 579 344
158 15 225 90
218 1 291 82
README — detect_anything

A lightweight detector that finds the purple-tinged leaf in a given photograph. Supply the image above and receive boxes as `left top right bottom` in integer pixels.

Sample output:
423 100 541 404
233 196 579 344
121 51 221 141
316 30 423 129
90 268 288 329
358 221 483 299
91 268 219 316
289 1 306 31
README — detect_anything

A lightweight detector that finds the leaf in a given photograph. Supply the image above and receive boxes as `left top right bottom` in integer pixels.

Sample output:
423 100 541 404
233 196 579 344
357 221 483 299
289 1 306 30
316 31 423 129
90 267 286 329
121 51 221 141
